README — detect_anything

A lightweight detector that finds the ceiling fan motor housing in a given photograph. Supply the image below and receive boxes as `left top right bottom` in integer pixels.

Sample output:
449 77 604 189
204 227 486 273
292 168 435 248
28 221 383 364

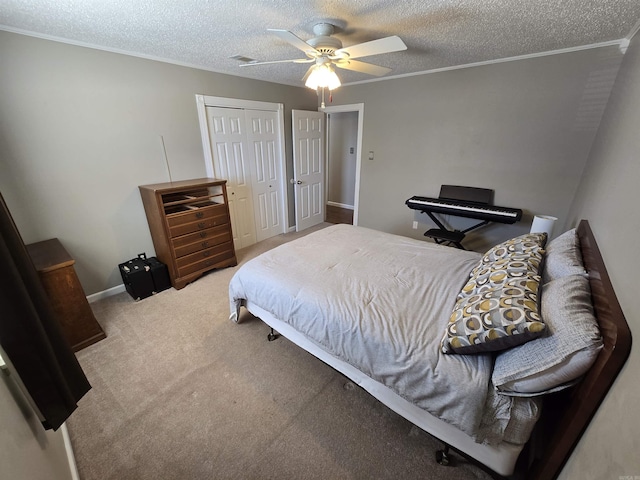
307 36 342 55
306 22 343 55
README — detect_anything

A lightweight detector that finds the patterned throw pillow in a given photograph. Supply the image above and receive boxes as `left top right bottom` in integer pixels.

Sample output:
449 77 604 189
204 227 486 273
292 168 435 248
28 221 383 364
442 274 546 354
479 232 547 264
461 253 544 296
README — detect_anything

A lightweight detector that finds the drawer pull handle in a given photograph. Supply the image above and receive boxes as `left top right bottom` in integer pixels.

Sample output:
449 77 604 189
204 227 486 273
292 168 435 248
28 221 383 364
203 251 211 257
199 232 207 238
197 222 206 229
202 241 209 248
204 260 214 267
195 212 204 219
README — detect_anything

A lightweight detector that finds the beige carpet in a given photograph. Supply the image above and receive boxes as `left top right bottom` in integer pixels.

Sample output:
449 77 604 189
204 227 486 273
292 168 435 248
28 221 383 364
67 224 494 480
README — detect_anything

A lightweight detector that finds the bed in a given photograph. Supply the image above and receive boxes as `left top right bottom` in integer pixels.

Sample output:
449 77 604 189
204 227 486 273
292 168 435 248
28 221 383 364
228 220 631 479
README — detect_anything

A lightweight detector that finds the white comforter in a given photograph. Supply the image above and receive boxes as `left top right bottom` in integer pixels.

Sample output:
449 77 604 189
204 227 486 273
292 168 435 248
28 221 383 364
229 224 536 444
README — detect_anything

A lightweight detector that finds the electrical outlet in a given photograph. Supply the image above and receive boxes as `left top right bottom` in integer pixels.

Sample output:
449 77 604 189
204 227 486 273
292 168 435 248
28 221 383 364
412 221 418 229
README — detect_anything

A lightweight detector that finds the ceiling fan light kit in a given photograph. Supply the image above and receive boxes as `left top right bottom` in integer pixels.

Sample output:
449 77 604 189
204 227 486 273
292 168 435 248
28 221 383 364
305 63 341 90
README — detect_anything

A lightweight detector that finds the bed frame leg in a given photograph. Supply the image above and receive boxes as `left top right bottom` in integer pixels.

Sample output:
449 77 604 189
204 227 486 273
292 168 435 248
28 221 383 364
436 444 452 466
267 327 280 342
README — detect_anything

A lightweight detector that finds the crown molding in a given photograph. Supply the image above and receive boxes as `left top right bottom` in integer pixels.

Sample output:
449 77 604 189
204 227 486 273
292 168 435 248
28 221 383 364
344 40 624 87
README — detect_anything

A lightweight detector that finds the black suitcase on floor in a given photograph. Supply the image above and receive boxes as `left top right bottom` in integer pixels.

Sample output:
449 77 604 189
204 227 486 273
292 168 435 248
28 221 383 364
144 256 171 293
119 253 170 300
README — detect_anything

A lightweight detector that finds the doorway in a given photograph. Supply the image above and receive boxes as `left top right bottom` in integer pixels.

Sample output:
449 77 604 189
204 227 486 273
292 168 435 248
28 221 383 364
322 103 364 226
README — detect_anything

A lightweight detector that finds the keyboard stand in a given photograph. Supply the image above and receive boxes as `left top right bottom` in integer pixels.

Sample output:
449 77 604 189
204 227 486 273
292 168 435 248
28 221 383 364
424 228 466 249
421 211 490 250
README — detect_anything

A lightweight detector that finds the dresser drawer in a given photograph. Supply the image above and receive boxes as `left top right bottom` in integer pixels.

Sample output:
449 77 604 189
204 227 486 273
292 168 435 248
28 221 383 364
176 243 236 277
166 203 228 227
168 211 229 238
176 241 234 269
172 225 232 258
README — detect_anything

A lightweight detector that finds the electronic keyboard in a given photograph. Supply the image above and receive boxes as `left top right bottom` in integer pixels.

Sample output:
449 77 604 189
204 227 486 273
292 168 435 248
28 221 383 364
405 196 522 224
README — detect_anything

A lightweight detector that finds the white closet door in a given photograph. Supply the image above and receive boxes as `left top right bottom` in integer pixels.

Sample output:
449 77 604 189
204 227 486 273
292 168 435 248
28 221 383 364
245 110 284 242
206 106 256 250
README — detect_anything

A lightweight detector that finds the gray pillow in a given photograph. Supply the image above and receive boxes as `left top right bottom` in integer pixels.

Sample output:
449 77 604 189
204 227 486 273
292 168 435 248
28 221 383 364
542 228 586 284
492 274 602 396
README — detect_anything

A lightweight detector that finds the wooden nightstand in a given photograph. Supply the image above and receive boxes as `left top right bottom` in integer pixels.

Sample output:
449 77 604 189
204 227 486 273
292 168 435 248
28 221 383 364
26 238 106 352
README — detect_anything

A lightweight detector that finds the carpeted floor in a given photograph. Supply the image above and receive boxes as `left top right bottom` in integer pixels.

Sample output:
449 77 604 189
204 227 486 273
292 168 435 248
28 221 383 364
67 224 494 480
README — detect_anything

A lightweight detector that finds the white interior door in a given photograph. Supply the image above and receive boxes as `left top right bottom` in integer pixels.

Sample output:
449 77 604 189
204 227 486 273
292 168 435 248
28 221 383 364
245 110 284 242
292 110 325 232
206 106 257 249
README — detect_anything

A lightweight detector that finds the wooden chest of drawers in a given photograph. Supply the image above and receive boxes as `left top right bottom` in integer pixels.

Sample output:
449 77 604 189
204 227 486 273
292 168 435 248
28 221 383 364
139 178 237 289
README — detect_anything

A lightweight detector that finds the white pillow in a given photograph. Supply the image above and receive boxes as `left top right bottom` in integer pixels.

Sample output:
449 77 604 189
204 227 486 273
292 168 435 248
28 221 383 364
492 274 602 396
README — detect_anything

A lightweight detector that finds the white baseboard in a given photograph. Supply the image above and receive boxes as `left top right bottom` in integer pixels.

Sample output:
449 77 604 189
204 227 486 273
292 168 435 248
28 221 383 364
86 284 126 304
61 422 80 480
327 201 354 210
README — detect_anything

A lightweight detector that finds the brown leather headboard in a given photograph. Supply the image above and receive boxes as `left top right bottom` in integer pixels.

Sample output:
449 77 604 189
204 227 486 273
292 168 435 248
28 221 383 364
528 220 632 480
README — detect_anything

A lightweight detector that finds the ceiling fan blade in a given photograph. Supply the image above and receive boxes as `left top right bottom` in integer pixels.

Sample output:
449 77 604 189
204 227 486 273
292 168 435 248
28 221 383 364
268 29 318 55
239 58 314 67
335 35 407 59
335 59 392 76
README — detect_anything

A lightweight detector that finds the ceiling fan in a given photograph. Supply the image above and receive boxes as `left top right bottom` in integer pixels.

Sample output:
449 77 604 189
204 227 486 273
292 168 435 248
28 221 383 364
238 23 407 90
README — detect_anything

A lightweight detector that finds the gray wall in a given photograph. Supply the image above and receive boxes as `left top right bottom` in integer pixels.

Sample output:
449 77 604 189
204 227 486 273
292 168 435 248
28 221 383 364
335 46 622 251
559 34 640 480
1 365 74 480
0 31 317 295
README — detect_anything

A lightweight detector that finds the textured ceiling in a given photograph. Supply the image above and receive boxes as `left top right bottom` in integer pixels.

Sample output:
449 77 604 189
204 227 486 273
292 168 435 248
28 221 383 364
1 0 640 87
